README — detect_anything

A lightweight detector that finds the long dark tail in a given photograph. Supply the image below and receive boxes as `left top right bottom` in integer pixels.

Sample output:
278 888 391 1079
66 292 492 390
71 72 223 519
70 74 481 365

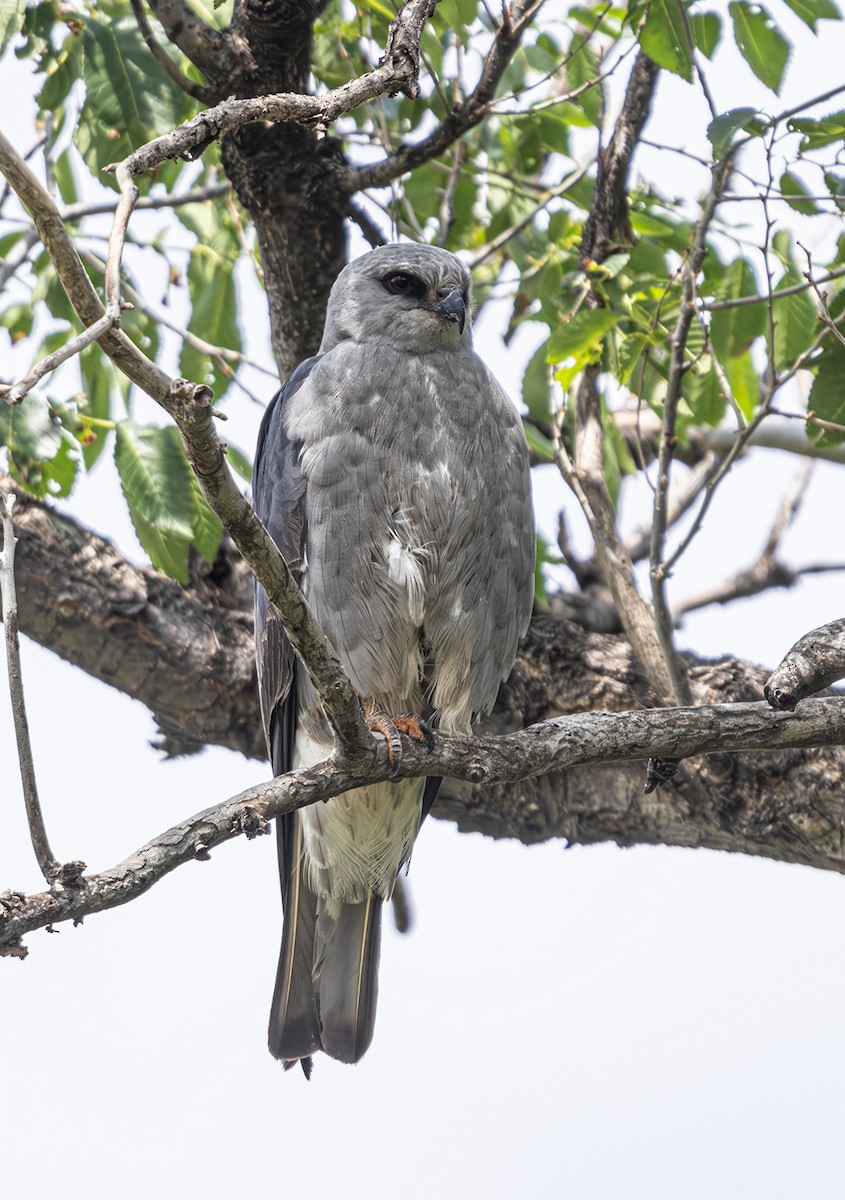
268 813 382 1069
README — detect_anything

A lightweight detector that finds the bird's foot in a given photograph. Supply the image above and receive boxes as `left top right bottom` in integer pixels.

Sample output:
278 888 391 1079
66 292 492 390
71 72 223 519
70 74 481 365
366 710 435 778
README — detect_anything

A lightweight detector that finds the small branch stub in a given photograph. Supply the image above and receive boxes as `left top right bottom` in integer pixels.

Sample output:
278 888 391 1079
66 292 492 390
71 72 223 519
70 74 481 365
765 619 845 711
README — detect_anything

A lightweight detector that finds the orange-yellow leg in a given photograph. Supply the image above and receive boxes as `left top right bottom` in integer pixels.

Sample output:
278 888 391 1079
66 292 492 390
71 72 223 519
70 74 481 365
363 704 435 777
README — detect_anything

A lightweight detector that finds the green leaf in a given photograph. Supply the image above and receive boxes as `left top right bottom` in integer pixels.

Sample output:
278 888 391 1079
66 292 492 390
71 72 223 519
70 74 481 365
789 111 845 150
729 2 791 94
783 0 840 32
686 358 727 426
725 349 760 420
807 342 845 444
225 442 254 484
533 533 552 608
768 235 820 370
522 339 554 423
0 395 62 461
565 30 602 126
0 0 25 55
78 345 114 470
547 309 620 362
690 11 722 57
522 421 555 463
709 258 766 362
76 15 193 188
190 475 223 564
824 171 845 212
639 0 693 79
179 247 241 402
779 170 819 216
115 421 197 582
707 107 764 156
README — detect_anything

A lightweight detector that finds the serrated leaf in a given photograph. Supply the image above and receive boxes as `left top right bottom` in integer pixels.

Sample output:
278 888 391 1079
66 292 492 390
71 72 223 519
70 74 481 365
789 111 845 150
639 0 693 80
709 258 766 362
547 309 620 362
115 421 196 582
729 2 791 94
76 15 193 188
690 11 722 57
707 107 764 156
824 172 845 212
772 285 819 371
190 475 223 564
686 358 727 425
807 342 845 444
780 170 819 216
179 247 240 402
783 0 840 32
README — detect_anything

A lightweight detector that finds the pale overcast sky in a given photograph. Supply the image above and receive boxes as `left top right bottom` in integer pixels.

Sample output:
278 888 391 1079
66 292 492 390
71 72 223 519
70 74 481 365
2 7 845 1198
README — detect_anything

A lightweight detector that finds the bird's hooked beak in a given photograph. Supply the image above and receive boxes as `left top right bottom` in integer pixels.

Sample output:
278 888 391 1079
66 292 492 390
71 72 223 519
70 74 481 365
433 286 466 335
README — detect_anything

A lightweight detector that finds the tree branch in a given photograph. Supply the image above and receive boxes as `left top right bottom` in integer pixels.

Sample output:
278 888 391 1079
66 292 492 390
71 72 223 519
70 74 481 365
765 620 845 712
0 129 371 759
4 692 845 953
332 0 545 193
649 152 735 705
0 495 61 884
130 0 214 102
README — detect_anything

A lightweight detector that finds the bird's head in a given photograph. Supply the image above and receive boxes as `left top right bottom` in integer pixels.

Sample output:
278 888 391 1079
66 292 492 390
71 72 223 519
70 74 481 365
320 244 473 355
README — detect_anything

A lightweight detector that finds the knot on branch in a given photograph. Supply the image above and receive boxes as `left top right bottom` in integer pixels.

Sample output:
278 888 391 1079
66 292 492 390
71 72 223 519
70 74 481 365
52 860 87 890
235 805 271 839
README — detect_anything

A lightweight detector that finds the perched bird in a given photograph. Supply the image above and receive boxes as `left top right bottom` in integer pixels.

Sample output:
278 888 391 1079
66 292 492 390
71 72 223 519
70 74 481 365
253 243 534 1073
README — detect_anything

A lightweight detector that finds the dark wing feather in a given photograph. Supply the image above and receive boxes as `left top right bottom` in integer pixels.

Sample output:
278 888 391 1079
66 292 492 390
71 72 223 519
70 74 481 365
254 359 321 1070
253 356 318 772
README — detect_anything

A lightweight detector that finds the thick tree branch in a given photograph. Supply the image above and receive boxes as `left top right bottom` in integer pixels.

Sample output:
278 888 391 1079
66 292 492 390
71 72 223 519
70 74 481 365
144 0 234 81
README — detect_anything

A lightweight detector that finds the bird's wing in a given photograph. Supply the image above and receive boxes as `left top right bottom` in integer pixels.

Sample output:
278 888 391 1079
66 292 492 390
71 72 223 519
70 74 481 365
253 356 318 774
254 357 323 1070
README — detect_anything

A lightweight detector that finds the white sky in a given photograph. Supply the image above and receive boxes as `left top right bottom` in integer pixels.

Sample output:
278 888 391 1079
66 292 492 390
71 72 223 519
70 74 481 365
2 5 845 1198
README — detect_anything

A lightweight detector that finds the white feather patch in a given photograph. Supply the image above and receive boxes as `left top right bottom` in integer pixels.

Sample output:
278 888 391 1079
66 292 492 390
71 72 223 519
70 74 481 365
293 727 425 903
386 537 426 625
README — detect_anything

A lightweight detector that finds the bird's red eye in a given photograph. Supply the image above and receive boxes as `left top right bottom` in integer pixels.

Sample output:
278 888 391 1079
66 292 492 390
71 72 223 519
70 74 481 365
386 273 415 294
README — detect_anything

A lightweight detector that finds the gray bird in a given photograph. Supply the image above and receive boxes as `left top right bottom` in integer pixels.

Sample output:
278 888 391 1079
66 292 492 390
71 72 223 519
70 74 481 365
253 243 534 1073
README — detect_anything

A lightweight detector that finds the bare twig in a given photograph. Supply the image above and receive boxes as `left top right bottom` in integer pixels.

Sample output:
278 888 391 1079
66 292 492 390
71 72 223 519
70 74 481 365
0 495 60 884
0 311 119 405
554 381 672 702
130 0 214 102
337 0 545 193
649 152 734 705
468 162 591 268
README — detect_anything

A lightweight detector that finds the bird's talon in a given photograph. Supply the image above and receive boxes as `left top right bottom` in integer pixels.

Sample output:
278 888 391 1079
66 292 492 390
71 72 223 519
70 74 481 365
394 714 435 752
367 716 403 776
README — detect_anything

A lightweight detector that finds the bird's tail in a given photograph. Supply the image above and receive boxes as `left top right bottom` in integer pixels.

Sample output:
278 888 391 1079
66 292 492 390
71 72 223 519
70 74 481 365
268 814 383 1069
313 892 382 1064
